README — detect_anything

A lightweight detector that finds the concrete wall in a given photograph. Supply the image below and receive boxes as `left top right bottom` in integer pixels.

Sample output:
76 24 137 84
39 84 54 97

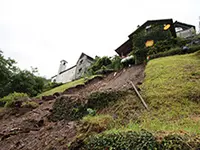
56 66 76 83
75 55 93 79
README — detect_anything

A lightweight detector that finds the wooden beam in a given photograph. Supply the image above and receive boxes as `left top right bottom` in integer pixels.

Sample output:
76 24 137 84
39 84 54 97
129 81 149 110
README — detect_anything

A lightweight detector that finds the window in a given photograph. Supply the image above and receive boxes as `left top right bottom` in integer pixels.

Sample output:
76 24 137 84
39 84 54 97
78 68 82 73
79 59 83 64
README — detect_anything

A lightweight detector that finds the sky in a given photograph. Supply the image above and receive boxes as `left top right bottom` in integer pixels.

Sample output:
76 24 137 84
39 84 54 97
0 0 199 78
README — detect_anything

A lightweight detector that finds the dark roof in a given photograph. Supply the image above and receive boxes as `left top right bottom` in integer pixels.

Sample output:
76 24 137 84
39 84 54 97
115 39 132 57
76 52 94 64
51 75 57 79
59 65 77 75
174 21 196 31
128 18 176 38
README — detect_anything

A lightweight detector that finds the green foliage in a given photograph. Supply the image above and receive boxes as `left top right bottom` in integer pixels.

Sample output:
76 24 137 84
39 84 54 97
38 75 100 97
0 92 28 108
0 51 47 98
140 51 200 133
81 130 158 150
10 70 46 97
108 55 123 70
160 135 191 150
89 56 112 74
43 82 63 92
87 91 125 110
94 66 114 75
50 96 87 121
50 91 125 121
80 115 114 133
132 24 173 64
87 108 96 116
21 101 39 109
0 51 17 97
71 130 200 150
149 44 200 59
147 38 177 55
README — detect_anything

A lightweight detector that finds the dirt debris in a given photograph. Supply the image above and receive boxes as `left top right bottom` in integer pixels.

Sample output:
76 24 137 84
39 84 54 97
0 64 145 150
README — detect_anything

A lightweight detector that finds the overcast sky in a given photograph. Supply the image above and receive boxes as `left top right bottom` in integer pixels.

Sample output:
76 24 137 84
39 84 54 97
0 0 199 78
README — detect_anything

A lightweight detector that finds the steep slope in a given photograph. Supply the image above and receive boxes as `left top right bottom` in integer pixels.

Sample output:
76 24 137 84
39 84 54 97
0 64 145 150
140 50 200 133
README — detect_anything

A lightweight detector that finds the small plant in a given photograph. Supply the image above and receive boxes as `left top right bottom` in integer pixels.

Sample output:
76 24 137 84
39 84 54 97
80 115 114 133
80 130 159 150
87 91 125 110
21 101 39 109
87 108 96 116
0 92 28 108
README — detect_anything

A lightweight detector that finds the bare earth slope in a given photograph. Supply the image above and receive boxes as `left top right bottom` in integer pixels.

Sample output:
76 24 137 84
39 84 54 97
0 64 145 150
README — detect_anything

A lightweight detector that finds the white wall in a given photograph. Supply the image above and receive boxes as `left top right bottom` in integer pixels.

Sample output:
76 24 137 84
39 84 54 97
75 55 93 79
56 66 76 83
51 76 57 82
176 27 196 38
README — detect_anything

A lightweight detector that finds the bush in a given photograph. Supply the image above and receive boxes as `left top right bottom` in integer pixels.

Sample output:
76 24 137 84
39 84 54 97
70 131 200 150
108 55 123 71
49 96 87 121
160 134 191 150
21 101 39 109
89 56 112 74
87 91 125 110
50 91 126 122
149 45 200 59
0 92 28 108
79 130 158 150
79 115 114 134
94 66 114 75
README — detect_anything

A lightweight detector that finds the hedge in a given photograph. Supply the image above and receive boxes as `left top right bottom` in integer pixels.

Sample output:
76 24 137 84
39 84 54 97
149 45 200 59
70 131 200 150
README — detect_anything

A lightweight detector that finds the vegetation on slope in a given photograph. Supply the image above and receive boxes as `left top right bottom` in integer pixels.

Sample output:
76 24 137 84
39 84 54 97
139 50 200 133
37 75 100 97
69 51 200 149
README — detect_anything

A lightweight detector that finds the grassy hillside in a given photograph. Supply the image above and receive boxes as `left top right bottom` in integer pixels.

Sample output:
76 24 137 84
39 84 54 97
69 51 200 149
37 75 100 97
139 51 200 134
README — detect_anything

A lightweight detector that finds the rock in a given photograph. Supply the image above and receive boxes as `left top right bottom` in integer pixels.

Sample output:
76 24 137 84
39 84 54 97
53 92 61 97
42 95 56 101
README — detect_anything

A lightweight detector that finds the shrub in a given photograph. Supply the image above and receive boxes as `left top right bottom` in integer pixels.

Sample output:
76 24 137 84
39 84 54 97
149 45 200 59
70 131 200 150
0 92 28 108
94 66 114 75
50 91 126 122
21 101 39 109
80 130 159 150
89 56 112 74
79 115 114 134
87 91 125 110
108 55 123 71
49 96 87 121
160 134 191 150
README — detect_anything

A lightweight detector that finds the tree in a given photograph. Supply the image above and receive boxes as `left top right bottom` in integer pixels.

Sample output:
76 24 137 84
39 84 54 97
0 50 47 98
0 51 17 97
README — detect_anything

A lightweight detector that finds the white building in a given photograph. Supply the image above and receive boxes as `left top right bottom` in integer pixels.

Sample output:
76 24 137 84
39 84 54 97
51 53 94 83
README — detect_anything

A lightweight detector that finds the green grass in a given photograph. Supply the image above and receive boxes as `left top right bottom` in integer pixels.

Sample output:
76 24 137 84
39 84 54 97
138 50 200 134
100 51 200 136
37 75 101 97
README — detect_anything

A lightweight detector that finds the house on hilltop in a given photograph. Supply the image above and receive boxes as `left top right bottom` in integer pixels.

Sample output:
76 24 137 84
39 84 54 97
51 53 94 83
115 19 196 57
